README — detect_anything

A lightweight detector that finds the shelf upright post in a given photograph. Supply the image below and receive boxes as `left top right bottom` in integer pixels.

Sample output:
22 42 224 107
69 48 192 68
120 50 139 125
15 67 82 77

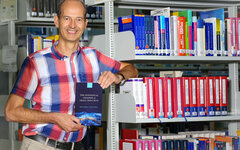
8 21 17 150
227 5 240 136
104 1 119 150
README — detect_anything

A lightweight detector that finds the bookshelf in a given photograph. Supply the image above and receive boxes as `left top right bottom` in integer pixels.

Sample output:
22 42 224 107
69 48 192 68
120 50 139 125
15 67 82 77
87 0 240 150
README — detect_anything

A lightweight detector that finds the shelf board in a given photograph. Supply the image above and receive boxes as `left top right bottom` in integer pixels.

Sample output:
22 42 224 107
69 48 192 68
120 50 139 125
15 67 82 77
89 31 240 64
127 56 240 64
116 94 240 123
86 0 239 9
132 115 240 123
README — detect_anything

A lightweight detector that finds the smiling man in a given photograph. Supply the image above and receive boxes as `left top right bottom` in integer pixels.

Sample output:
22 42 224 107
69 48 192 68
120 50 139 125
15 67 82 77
4 0 138 150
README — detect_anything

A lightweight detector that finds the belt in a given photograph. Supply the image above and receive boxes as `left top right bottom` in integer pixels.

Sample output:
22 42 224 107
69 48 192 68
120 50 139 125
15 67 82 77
26 134 83 150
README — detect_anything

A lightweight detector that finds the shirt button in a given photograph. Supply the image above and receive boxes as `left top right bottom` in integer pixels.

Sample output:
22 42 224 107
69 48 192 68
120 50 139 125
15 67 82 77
73 75 76 78
64 137 66 140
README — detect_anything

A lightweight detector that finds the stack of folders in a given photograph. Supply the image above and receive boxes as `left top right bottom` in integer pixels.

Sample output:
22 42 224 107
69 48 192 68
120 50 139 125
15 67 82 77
119 76 228 119
120 129 238 150
118 8 240 57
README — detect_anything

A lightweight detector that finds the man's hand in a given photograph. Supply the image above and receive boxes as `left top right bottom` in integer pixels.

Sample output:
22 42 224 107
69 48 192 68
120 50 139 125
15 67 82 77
53 113 84 132
98 71 123 89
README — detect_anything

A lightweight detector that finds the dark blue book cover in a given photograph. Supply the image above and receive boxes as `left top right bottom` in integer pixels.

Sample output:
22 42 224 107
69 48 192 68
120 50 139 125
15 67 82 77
75 82 102 126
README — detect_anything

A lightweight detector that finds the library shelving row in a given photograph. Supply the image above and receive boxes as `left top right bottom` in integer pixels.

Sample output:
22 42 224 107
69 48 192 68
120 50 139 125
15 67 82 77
86 0 240 150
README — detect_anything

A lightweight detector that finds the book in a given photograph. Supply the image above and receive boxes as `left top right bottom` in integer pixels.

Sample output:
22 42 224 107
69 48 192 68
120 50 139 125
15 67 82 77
198 8 225 53
177 16 186 56
121 129 139 140
197 19 204 56
37 0 44 17
179 10 192 56
29 0 37 17
50 0 57 17
204 18 217 56
75 82 102 126
171 16 178 56
44 0 51 17
192 16 197 56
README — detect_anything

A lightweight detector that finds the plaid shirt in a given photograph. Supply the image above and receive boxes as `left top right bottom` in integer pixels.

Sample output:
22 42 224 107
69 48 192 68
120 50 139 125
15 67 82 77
11 44 120 142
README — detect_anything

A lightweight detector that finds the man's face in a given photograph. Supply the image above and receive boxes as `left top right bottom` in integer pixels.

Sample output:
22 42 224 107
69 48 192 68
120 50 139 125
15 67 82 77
54 1 88 43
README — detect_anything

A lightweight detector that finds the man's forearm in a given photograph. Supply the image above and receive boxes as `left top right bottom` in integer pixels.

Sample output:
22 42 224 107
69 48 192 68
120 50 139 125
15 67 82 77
118 63 138 80
6 105 57 124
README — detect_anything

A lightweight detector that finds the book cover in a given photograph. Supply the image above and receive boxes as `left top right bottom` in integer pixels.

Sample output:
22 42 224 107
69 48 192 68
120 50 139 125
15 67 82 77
75 82 102 126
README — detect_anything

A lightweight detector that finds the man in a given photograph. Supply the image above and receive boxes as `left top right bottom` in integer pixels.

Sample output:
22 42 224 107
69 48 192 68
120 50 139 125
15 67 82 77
4 0 138 149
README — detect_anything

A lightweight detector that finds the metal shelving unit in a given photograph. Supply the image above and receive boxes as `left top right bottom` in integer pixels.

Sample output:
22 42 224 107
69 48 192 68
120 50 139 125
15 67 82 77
86 0 240 150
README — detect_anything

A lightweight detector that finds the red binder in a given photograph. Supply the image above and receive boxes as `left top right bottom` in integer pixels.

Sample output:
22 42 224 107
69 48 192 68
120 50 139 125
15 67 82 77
214 76 221 116
143 77 155 118
220 76 228 115
189 77 198 117
182 77 190 117
206 77 215 116
197 77 206 117
154 77 165 118
173 77 184 118
163 78 173 118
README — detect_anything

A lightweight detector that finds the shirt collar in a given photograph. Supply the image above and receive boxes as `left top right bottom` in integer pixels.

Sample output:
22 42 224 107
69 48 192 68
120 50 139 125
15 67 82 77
51 41 81 60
